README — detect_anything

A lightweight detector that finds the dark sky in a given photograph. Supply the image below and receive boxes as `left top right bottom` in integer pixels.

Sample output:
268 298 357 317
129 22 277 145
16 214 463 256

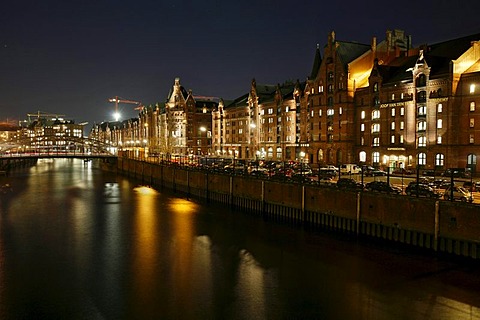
1 0 480 129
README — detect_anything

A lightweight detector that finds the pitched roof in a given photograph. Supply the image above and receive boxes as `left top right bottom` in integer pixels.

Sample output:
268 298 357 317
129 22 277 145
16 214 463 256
336 41 371 69
309 45 322 79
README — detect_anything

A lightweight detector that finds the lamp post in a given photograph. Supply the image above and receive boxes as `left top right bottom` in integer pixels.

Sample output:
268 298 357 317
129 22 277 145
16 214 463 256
300 151 306 177
199 126 207 156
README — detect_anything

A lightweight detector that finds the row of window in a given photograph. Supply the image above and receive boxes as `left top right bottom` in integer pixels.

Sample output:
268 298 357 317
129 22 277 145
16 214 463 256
360 151 445 166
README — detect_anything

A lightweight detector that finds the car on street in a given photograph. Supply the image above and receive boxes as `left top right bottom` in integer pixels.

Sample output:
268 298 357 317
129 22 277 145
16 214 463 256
405 183 440 198
365 169 387 176
443 186 473 202
365 181 402 194
336 178 364 191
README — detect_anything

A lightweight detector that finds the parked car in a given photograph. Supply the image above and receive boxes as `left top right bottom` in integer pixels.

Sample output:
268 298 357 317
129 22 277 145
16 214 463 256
318 168 337 179
443 186 473 202
463 181 480 192
442 168 471 178
339 164 362 175
392 168 414 175
337 178 364 191
405 183 440 198
365 181 402 194
321 165 339 172
365 169 387 177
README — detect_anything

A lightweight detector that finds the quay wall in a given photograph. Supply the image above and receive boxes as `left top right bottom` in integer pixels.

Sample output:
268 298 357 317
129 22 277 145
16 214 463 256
117 158 480 259
0 157 38 174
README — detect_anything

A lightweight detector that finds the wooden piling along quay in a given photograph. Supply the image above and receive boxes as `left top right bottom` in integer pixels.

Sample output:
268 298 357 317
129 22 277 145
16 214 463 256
116 158 480 259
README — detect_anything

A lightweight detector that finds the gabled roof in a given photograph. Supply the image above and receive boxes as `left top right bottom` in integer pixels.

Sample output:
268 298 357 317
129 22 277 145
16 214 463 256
225 93 249 109
426 33 480 60
336 41 371 69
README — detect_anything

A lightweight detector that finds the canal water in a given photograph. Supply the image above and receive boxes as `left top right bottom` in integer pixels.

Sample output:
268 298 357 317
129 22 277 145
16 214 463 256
1 158 480 319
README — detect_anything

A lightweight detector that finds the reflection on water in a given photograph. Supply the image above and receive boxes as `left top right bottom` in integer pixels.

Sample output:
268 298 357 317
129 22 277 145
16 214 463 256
0 159 480 319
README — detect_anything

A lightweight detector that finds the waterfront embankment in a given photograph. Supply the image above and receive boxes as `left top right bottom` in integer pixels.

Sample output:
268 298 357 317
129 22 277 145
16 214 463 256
115 157 480 259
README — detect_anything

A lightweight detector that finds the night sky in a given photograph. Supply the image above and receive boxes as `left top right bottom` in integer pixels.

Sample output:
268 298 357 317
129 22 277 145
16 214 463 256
1 0 480 129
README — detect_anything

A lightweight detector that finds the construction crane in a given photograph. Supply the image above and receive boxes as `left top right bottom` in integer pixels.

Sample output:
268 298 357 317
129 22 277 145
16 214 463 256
108 96 143 121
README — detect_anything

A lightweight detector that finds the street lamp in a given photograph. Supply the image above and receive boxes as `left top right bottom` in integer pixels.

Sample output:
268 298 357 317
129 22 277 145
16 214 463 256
199 126 207 155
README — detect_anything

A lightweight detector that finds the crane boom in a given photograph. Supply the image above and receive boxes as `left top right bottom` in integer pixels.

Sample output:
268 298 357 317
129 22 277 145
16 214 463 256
108 96 143 121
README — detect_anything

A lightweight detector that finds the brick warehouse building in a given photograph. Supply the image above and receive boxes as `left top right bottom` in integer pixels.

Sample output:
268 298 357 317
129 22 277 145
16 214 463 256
91 30 480 173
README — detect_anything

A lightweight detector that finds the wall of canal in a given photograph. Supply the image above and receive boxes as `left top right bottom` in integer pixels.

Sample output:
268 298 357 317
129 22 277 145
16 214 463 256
115 158 480 259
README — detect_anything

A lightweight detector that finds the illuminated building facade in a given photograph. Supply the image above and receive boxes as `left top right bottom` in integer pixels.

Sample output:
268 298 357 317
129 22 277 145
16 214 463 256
212 79 307 161
353 33 480 172
16 112 85 152
91 31 480 172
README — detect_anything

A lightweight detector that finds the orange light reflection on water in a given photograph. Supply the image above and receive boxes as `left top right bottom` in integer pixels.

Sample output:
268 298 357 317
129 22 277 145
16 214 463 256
132 186 159 304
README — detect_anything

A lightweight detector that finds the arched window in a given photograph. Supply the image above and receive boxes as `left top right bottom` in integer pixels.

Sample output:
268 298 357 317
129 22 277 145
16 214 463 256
417 152 426 165
435 153 444 166
372 152 380 163
373 96 380 106
416 74 426 87
318 149 324 162
372 110 380 119
418 136 426 147
359 151 366 162
417 121 427 131
417 91 426 102
373 82 379 92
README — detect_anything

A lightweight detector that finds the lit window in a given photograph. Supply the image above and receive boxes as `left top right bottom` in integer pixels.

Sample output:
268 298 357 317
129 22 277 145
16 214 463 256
391 122 395 130
373 137 380 146
371 123 380 133
360 137 365 145
260 110 265 115
418 136 426 147
400 135 404 143
435 153 444 166
437 136 442 144
470 84 476 94
418 106 426 116
391 108 395 117
400 107 405 116
418 153 426 165
372 110 380 119
470 134 474 143
372 152 380 163
339 107 343 115
471 118 475 128
401 93 404 100
400 121 404 130
470 102 476 111
311 110 314 117
268 108 273 114
327 109 334 116
311 88 314 94
359 151 366 162
437 103 443 113
391 93 395 101
238 128 243 134
437 119 442 129
361 111 365 119
319 85 324 93
319 109 322 117
286 106 289 112
373 82 379 92
391 135 395 143
268 118 273 123
417 121 426 131
360 123 365 132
